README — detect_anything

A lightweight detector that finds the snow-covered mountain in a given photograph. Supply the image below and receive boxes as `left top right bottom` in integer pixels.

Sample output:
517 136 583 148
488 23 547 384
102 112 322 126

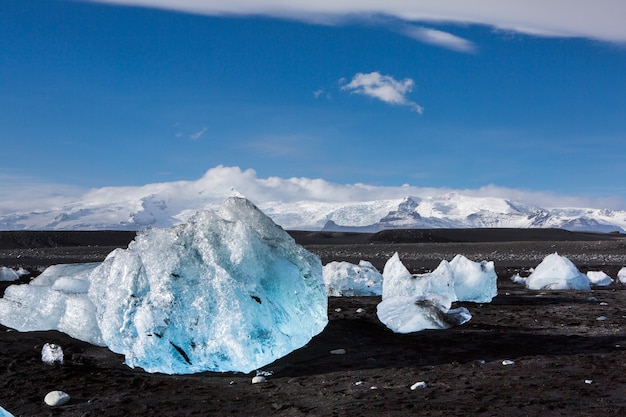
2 191 625 233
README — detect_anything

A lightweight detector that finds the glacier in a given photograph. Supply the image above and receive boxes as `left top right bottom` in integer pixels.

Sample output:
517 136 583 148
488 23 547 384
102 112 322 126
322 260 383 296
524 253 591 290
0 197 328 374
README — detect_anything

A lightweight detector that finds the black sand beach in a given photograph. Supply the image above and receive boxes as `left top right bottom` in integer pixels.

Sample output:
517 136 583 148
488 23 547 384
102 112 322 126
1 229 626 416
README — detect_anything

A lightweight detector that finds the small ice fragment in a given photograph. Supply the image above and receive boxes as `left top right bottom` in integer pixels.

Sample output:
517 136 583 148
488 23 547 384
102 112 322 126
584 379 593 384
334 308 342 312
370 386 378 390
41 343 64 365
410 381 427 390
356 308 366 313
330 349 346 355
502 360 515 366
44 391 70 407
355 381 364 386
587 271 613 286
0 267 19 282
599 302 608 306
587 297 598 302
251 376 266 384
596 316 608 321
256 370 273 377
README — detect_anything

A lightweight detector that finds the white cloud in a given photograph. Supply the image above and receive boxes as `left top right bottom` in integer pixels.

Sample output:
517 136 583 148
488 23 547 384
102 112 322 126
341 72 423 113
83 0 626 43
401 26 476 53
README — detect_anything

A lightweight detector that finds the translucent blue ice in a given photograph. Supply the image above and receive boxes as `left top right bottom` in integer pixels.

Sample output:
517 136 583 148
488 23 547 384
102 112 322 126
0 198 327 374
88 197 328 374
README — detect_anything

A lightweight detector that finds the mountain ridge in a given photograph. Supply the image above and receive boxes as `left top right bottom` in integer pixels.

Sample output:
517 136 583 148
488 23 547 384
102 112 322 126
1 194 625 233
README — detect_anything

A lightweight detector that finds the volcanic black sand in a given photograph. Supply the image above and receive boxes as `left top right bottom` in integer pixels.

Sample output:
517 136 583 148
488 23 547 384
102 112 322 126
1 229 626 416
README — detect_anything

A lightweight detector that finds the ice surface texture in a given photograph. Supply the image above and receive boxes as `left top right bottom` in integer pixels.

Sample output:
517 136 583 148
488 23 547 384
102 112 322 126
525 253 590 290
87 197 327 374
323 260 383 296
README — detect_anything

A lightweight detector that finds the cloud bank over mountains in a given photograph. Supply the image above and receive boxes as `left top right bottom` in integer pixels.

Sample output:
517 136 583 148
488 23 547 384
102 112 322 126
2 166 626 232
84 0 626 43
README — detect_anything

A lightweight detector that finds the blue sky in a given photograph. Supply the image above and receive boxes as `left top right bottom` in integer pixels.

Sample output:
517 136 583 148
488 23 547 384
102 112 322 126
2 0 626 209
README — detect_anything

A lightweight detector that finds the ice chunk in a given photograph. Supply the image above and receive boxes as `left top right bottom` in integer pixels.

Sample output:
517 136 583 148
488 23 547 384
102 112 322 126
323 260 382 296
377 295 471 333
449 255 498 303
381 253 496 304
88 197 327 374
42 343 64 365
0 405 15 417
0 264 104 346
587 271 613 286
525 253 590 290
382 253 455 307
510 273 527 284
0 267 19 282
617 267 626 284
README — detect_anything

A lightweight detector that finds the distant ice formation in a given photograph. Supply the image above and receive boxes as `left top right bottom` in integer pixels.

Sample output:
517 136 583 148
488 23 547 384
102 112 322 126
382 253 497 304
377 253 496 332
0 198 328 374
323 260 383 296
449 254 498 304
382 253 456 302
377 295 471 333
586 270 613 286
525 253 591 290
0 267 19 282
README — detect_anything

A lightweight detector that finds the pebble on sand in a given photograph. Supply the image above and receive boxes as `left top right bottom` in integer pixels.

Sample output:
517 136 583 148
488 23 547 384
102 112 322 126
44 391 70 407
251 376 266 384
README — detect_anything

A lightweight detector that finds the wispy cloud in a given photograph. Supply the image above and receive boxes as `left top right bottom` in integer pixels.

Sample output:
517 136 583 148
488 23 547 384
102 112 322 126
341 72 423 114
189 127 207 141
83 1 626 43
400 26 476 53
